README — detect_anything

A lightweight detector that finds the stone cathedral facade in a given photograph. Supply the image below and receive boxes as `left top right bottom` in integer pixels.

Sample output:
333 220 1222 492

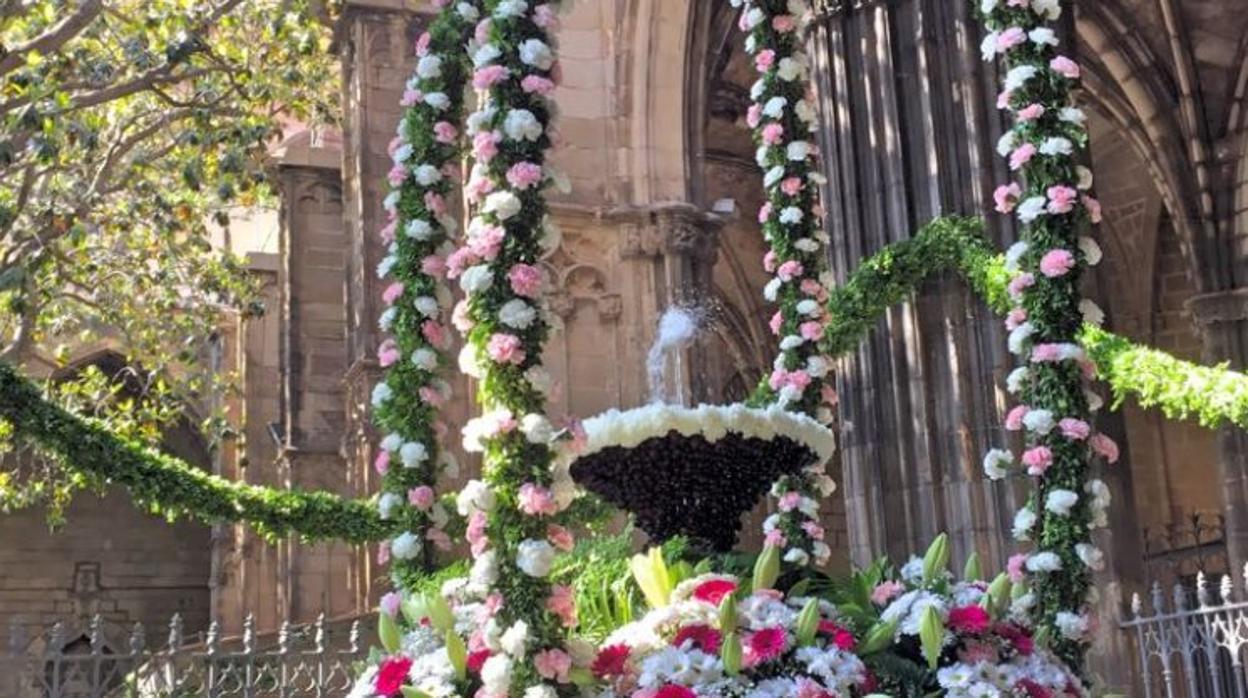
2 0 1246 681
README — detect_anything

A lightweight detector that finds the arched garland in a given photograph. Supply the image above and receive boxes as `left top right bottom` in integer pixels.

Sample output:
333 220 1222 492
448 0 581 694
978 0 1108 671
369 1 477 591
733 0 839 570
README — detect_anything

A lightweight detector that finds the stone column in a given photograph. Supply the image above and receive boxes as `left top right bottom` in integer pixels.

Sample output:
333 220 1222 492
1187 289 1248 572
811 0 1021 570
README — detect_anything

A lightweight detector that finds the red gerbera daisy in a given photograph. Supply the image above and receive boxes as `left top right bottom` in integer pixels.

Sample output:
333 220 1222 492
947 605 991 634
817 620 856 651
373 656 413 697
672 624 722 653
655 686 697 698
692 578 738 605
591 643 632 678
995 622 1035 655
466 649 491 674
745 627 788 665
1017 678 1053 698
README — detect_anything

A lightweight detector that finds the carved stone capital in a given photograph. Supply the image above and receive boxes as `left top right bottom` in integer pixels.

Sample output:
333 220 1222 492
1185 288 1248 327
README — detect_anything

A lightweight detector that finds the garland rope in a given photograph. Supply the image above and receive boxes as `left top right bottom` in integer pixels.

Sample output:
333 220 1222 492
369 1 475 591
0 362 393 543
735 0 840 569
978 0 1103 671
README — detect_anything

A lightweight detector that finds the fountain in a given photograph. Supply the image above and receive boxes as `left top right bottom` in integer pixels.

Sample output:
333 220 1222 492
568 305 836 551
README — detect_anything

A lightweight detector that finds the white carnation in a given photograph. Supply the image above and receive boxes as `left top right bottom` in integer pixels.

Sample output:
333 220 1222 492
763 96 788 118
371 382 392 407
406 218 434 240
483 191 522 221
516 539 557 577
493 0 527 18
518 38 554 70
1004 65 1038 92
457 480 497 516
1080 298 1105 326
400 441 429 467
786 140 812 161
1006 366 1029 394
503 109 543 142
424 92 449 110
1013 507 1037 541
1045 489 1079 516
520 413 554 444
460 265 494 294
473 43 502 67
500 620 529 657
498 299 537 329
1039 137 1074 156
1077 543 1105 571
1079 236 1103 265
416 55 442 79
1022 408 1055 435
982 449 1013 480
390 532 422 560
414 296 440 318
377 493 403 520
1026 551 1063 572
1017 196 1048 223
411 347 438 371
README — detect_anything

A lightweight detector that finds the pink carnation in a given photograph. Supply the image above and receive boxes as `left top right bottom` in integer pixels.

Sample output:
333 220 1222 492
763 250 778 273
469 224 506 260
387 164 406 187
473 131 501 162
465 174 495 203
801 278 825 299
755 49 776 72
764 530 787 548
802 520 825 540
378 339 400 367
1007 272 1035 299
994 183 1022 213
424 191 447 216
777 260 804 282
1050 55 1081 79
419 385 445 407
518 483 559 516
778 491 802 512
534 649 572 683
1005 307 1028 331
453 300 474 332
1039 248 1076 277
1007 553 1028 583
1005 404 1029 431
1059 418 1091 441
1090 433 1120 464
761 122 785 145
745 627 788 666
433 121 458 144
426 527 452 551
374 449 390 475
400 89 423 106
758 202 773 224
1009 143 1037 171
1022 446 1053 476
422 320 448 348
508 263 543 298
486 333 526 365
466 510 489 557
1046 185 1078 214
421 255 447 278
408 486 435 510
446 247 480 279
769 311 784 336
532 4 559 29
521 75 556 95
379 220 396 243
780 177 803 196
747 104 763 129
382 282 404 306
548 523 576 552
800 321 826 341
473 64 510 90
772 14 797 33
507 161 545 190
1031 343 1064 362
871 580 905 605
414 31 432 57
474 18 492 45
996 27 1027 51
1083 194 1103 223
997 90 1013 110
1016 103 1045 121
546 585 578 627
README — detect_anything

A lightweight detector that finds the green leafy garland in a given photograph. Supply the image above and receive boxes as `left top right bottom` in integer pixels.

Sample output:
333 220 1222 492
447 0 583 693
369 2 475 591
0 362 392 542
978 0 1103 670
734 0 840 569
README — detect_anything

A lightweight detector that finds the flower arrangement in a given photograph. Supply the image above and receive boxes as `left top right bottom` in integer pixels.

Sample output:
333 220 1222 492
589 549 872 698
730 0 839 571
977 0 1112 670
369 0 477 587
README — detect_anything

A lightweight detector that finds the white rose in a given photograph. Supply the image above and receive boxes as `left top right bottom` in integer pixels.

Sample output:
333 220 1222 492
1045 489 1079 516
499 299 537 329
503 109 543 142
460 265 494 294
457 480 497 516
518 38 555 70
400 441 428 467
520 414 554 444
411 348 438 371
390 532 422 560
516 539 556 577
982 449 1013 480
416 55 442 79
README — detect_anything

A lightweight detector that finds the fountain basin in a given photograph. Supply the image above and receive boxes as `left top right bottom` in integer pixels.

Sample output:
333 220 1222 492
569 403 836 551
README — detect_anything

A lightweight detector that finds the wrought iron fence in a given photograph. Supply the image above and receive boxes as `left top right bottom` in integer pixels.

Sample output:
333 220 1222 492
1122 566 1248 698
1 612 366 698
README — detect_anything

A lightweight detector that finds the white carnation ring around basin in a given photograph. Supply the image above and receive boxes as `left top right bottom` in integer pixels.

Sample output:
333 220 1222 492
568 403 836 552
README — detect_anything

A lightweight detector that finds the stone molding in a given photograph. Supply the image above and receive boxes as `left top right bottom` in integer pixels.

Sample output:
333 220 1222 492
1185 288 1248 327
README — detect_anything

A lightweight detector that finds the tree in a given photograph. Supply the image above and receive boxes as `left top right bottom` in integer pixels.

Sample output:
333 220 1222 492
0 0 338 517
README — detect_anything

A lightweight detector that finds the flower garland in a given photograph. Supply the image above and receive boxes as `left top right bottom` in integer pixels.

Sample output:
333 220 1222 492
733 0 838 569
978 0 1113 671
369 1 476 590
448 0 584 694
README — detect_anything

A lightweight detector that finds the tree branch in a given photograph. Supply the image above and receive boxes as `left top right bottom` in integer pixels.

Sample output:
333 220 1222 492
0 0 103 77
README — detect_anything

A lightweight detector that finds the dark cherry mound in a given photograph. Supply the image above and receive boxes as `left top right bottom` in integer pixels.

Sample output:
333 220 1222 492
569 430 816 552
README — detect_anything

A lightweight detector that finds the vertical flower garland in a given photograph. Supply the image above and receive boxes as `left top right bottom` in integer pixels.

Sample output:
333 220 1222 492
734 0 839 569
369 1 475 590
452 1 582 695
978 0 1115 672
